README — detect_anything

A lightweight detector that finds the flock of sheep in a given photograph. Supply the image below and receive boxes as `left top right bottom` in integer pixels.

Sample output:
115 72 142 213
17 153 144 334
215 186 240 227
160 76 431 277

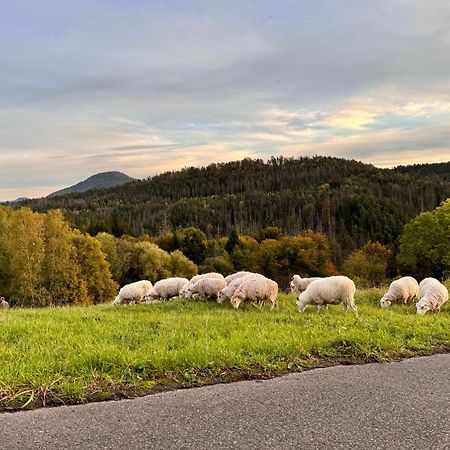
113 271 449 316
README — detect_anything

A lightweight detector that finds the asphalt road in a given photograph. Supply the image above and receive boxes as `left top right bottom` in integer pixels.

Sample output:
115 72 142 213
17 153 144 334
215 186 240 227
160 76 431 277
1 354 449 450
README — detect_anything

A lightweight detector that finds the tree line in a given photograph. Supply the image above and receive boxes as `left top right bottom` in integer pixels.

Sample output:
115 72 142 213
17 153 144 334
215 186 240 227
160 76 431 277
18 156 450 265
1 198 449 307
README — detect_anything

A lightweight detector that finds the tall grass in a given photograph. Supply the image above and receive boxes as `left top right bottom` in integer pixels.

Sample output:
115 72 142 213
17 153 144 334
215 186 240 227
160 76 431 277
0 289 448 411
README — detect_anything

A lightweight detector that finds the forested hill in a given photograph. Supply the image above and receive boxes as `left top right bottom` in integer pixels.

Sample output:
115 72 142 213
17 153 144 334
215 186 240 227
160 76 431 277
394 161 450 181
20 156 450 261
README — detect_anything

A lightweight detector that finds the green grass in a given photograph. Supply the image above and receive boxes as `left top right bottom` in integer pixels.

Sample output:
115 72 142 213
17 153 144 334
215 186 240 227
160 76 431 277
0 289 449 411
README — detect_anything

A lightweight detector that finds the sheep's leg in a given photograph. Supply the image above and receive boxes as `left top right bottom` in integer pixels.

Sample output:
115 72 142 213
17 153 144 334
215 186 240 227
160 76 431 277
351 302 358 318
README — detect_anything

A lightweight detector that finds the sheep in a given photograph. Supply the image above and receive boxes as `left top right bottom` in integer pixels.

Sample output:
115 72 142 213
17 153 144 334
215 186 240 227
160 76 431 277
183 277 227 300
416 278 448 315
0 297 9 309
296 276 358 317
380 276 419 308
224 271 253 284
179 273 225 298
290 275 322 294
218 273 261 304
230 275 278 309
113 280 153 305
144 277 189 302
190 272 225 283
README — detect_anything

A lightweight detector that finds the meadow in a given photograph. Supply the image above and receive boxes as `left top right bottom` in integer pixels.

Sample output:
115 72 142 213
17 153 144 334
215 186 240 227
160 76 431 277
0 289 449 411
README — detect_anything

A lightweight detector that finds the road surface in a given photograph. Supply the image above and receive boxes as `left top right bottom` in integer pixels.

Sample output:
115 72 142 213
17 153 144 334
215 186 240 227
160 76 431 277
1 354 449 449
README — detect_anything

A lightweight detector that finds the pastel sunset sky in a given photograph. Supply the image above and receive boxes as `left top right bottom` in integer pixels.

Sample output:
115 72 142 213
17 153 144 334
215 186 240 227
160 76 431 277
1 0 450 200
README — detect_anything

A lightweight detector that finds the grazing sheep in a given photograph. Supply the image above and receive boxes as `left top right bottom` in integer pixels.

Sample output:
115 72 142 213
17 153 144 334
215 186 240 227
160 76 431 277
180 273 225 298
113 280 153 305
416 278 448 315
290 275 322 294
190 272 225 283
144 277 189 302
0 297 9 309
183 277 227 300
296 276 357 317
230 275 278 309
380 276 419 308
224 271 253 284
218 273 262 304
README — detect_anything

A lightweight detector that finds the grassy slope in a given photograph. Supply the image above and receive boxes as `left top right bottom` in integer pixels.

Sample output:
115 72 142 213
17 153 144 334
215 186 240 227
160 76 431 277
0 289 449 411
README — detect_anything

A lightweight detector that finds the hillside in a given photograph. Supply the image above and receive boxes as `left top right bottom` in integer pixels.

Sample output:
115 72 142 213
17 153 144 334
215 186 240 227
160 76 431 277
48 171 135 197
22 156 450 261
394 161 450 181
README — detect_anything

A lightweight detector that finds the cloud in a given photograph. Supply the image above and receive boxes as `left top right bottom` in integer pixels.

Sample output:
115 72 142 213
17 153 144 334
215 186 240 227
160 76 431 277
1 0 450 200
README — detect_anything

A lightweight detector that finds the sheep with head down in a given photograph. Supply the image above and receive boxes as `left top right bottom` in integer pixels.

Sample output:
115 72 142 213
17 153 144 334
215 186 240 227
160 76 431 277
180 273 225 298
224 271 253 284
183 277 227 300
113 280 153 305
380 276 419 308
144 277 189 302
218 273 262 304
296 276 357 317
229 275 278 309
416 278 448 315
189 272 224 283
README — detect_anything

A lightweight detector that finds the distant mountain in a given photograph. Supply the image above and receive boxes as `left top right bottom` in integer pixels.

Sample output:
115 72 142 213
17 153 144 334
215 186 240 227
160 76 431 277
49 171 135 197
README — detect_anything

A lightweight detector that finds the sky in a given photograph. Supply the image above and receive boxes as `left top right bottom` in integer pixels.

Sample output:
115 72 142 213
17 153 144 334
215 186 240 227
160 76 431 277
1 0 450 200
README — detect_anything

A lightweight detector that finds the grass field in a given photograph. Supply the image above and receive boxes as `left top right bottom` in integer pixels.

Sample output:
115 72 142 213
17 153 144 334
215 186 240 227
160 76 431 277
0 289 449 411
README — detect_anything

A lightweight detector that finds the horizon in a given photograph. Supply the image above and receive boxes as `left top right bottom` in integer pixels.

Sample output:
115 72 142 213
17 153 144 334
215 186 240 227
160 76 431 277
1 1 450 200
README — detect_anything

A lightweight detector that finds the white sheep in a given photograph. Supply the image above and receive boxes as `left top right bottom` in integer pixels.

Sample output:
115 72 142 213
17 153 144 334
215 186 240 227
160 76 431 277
180 273 225 298
190 272 225 283
113 280 153 305
230 275 278 309
416 278 448 315
290 275 322 294
144 277 189 302
380 276 419 308
183 277 227 300
0 297 9 309
218 273 261 304
224 271 253 284
296 276 357 316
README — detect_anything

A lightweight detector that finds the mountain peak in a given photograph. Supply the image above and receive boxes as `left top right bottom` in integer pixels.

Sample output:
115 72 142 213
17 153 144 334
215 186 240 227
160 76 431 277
48 171 135 197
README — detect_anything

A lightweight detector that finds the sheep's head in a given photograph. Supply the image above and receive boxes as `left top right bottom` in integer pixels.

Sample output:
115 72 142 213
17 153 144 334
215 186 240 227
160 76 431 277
230 293 244 309
289 280 298 294
380 296 391 308
217 290 227 304
296 292 307 312
180 286 194 299
416 301 430 315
